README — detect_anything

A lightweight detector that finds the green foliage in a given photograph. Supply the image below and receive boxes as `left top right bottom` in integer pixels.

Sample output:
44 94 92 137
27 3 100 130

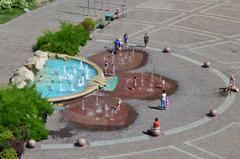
0 148 18 159
0 0 13 11
12 0 29 9
0 0 29 13
0 130 14 141
81 18 96 32
0 85 54 141
0 127 14 151
33 22 89 56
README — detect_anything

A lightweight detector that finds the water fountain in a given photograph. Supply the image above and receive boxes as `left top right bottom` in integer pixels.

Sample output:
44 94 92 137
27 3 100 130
110 108 115 120
59 75 64 92
81 100 85 111
85 65 89 79
111 54 115 64
131 49 135 57
70 81 75 92
104 104 110 117
95 95 103 114
141 72 144 87
125 78 130 89
103 54 107 61
35 56 102 102
63 65 67 74
128 50 132 62
147 66 154 92
73 65 77 75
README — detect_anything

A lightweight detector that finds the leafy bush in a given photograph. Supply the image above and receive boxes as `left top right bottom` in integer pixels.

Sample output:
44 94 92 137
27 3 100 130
0 0 29 13
0 85 54 141
0 0 13 11
0 148 18 159
0 130 14 141
81 18 96 32
33 22 89 56
12 0 29 9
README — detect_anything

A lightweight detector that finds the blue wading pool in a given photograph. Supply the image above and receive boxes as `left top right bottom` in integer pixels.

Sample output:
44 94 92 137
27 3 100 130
35 58 97 99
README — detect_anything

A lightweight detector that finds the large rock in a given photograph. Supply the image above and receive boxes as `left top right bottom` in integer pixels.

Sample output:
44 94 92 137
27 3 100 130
13 66 34 82
10 66 34 88
27 56 47 71
34 50 48 58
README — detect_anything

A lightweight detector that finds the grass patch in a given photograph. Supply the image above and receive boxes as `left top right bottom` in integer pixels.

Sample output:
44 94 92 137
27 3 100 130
0 9 24 24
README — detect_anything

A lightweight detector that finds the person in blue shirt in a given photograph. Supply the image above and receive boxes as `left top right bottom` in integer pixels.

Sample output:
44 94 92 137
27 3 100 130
114 38 122 54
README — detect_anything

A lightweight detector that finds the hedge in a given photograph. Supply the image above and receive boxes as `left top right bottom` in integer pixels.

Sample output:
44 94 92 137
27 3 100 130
33 22 89 56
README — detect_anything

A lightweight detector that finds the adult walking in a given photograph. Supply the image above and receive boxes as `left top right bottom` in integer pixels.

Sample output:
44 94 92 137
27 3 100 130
144 33 149 47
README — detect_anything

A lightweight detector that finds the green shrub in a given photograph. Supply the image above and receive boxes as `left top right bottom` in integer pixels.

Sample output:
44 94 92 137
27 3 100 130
12 0 29 9
0 0 13 11
33 22 89 56
0 148 18 159
0 0 29 13
0 85 54 141
81 18 96 32
0 130 14 141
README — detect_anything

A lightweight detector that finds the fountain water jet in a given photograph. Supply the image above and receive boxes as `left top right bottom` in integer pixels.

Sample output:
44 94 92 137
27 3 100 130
81 100 85 110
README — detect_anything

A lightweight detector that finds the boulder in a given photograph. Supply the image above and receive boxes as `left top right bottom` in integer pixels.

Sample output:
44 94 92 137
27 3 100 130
34 50 48 58
56 54 69 61
27 56 47 71
48 53 57 59
13 66 34 82
23 63 35 72
10 66 34 88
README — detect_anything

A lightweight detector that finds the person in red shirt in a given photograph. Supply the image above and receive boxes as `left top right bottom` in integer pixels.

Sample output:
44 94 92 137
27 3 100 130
151 117 160 133
153 118 160 128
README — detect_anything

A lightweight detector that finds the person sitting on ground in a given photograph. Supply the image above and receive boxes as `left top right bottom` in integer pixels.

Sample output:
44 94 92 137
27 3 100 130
114 8 122 19
151 117 160 133
225 75 239 93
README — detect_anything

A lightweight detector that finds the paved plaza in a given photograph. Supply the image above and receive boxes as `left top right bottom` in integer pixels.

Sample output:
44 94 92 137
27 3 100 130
1 0 240 158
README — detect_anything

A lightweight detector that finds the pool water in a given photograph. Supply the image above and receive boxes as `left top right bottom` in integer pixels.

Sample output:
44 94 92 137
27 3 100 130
35 58 97 99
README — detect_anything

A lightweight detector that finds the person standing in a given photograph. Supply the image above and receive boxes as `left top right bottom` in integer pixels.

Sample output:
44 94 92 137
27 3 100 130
123 33 128 47
104 60 108 75
144 33 149 47
161 90 167 110
115 98 122 112
132 76 137 91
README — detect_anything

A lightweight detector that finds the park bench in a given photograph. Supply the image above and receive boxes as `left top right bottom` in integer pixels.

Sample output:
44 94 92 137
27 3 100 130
97 19 110 29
